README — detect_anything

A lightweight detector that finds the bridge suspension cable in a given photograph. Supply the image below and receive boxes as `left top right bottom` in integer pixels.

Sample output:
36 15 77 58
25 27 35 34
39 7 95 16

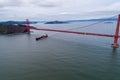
67 14 118 30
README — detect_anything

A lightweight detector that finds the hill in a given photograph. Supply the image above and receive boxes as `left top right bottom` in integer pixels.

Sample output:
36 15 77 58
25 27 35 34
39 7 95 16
0 24 28 34
0 21 37 25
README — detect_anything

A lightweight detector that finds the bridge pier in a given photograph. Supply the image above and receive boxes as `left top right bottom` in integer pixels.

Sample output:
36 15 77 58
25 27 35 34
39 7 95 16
112 14 120 48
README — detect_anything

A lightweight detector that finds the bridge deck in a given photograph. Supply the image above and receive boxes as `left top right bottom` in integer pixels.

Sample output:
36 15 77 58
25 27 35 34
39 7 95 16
31 27 120 38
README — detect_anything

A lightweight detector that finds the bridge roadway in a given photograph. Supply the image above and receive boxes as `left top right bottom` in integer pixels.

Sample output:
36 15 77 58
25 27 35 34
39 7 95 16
31 27 120 38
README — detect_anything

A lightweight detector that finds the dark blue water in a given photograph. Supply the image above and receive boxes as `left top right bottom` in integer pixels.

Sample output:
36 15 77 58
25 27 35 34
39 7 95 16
0 22 120 80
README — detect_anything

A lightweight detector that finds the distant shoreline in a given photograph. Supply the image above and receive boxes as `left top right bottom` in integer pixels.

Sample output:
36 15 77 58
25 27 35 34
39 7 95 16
45 21 69 24
0 18 117 24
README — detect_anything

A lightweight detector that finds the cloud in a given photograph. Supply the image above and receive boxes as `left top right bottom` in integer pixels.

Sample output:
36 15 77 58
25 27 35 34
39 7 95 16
0 0 22 8
30 0 62 8
107 2 120 11
0 0 120 21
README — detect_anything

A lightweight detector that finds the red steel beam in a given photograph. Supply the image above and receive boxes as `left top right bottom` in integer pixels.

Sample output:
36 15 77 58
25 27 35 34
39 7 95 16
31 27 120 38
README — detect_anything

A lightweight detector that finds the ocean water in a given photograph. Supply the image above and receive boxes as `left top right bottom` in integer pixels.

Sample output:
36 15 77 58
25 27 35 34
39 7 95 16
0 21 120 80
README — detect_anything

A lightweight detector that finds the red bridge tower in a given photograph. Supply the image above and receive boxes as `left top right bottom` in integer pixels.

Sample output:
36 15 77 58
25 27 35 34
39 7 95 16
112 14 120 48
26 19 30 33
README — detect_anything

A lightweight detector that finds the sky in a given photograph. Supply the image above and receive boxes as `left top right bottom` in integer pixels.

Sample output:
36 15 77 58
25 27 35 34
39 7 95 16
0 0 120 21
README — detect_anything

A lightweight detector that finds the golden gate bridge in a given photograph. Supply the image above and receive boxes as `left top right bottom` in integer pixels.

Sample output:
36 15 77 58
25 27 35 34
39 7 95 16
25 14 120 48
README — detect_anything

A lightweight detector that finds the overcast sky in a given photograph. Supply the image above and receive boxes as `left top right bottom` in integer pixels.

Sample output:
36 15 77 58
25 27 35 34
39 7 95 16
0 0 120 21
